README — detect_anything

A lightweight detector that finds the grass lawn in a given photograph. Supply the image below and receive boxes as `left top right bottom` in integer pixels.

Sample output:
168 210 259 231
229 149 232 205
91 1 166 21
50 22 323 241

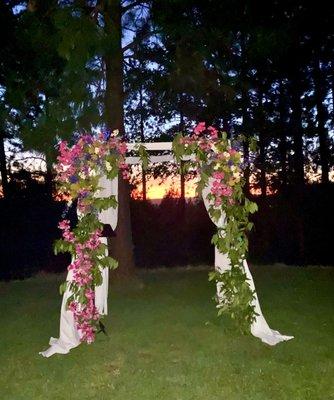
0 265 333 400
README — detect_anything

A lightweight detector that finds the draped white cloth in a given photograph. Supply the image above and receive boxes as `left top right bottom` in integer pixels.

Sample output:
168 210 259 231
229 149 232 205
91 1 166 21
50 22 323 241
202 182 293 345
40 171 293 357
94 175 119 317
39 176 118 357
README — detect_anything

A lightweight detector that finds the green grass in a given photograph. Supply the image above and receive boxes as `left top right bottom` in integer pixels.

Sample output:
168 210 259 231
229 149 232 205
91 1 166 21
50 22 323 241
0 265 334 400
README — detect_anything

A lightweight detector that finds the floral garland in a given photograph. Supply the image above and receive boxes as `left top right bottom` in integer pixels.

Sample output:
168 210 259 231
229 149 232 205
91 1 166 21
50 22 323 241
54 130 128 343
173 122 258 332
54 124 258 344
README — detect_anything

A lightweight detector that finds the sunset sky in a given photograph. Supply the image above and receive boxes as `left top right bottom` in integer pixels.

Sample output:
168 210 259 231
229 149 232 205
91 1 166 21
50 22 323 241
132 175 197 200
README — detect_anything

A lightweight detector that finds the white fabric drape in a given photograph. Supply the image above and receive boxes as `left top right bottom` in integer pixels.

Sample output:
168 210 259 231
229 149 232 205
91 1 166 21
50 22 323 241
97 175 118 231
202 182 293 345
94 176 119 317
39 177 118 357
40 170 293 357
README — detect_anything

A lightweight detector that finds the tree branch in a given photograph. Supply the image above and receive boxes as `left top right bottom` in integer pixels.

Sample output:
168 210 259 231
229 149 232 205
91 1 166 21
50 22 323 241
122 1 150 15
122 28 159 54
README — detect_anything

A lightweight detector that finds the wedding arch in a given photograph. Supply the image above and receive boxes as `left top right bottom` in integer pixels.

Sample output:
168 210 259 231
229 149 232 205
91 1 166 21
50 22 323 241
40 124 293 357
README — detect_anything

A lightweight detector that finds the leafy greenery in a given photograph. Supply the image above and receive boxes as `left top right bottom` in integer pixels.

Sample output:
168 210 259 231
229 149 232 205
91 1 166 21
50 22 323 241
173 128 258 332
53 133 128 341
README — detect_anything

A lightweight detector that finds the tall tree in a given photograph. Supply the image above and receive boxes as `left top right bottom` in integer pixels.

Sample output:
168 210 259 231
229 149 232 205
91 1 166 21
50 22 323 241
102 0 137 276
13 0 156 275
313 56 330 184
0 2 19 198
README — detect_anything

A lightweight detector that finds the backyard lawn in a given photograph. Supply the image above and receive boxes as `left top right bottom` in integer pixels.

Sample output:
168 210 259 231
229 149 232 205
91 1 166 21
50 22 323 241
0 265 333 400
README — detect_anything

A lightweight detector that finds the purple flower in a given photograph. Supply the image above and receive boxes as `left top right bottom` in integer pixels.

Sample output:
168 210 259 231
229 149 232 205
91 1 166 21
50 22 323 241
79 190 89 199
228 160 234 167
83 135 93 144
103 130 111 141
240 161 249 170
69 175 79 184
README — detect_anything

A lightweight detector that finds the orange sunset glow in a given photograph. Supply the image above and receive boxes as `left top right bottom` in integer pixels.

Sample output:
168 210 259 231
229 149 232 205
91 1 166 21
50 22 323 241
132 176 198 200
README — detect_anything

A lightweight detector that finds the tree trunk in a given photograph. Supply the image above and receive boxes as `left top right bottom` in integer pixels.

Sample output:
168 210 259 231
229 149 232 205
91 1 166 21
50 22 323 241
179 110 186 213
180 163 185 201
139 88 147 201
290 76 304 186
240 36 250 196
331 61 334 127
257 91 266 198
258 134 266 198
278 82 288 188
112 173 136 277
103 0 135 277
141 167 147 201
289 72 305 263
0 130 9 198
44 157 54 199
313 59 329 184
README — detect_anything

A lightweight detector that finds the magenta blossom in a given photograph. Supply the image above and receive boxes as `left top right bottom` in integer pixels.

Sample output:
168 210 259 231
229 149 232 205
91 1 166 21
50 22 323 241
194 122 206 135
212 171 225 180
208 126 218 139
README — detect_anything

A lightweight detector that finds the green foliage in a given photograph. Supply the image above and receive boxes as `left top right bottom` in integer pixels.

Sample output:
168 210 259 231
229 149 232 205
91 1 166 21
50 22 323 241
135 144 150 170
94 196 118 212
54 134 128 339
173 129 258 332
54 238 75 255
172 132 185 162
59 281 68 296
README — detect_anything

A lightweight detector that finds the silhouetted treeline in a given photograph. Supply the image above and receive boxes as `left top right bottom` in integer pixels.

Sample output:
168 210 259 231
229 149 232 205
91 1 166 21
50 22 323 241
132 185 334 268
130 197 214 268
250 184 334 265
1 181 333 280
0 179 69 280
1 1 334 280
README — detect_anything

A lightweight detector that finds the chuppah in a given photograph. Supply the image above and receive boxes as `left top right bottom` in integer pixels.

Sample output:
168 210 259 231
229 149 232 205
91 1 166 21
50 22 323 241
40 124 293 357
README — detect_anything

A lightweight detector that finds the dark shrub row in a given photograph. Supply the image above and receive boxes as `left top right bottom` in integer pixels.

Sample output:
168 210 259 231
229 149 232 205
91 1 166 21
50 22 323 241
1 183 333 279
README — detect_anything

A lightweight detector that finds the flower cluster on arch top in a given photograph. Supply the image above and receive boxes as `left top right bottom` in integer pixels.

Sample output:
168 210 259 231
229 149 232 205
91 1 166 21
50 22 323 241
54 124 258 344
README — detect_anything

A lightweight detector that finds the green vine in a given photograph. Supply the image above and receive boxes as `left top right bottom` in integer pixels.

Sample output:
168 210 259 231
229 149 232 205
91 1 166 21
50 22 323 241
173 123 258 333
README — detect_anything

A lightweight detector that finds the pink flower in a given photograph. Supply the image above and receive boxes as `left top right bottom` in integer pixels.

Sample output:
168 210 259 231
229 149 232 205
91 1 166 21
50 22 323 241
118 161 128 170
194 122 206 135
185 137 194 145
229 148 238 156
58 219 76 242
122 170 130 180
214 198 222 207
212 171 225 180
119 161 130 180
118 142 128 155
223 186 233 197
77 321 96 344
86 229 102 250
85 288 95 301
210 181 233 198
208 126 218 139
199 140 212 151
55 132 137 344
68 301 78 313
58 219 70 230
63 231 75 242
